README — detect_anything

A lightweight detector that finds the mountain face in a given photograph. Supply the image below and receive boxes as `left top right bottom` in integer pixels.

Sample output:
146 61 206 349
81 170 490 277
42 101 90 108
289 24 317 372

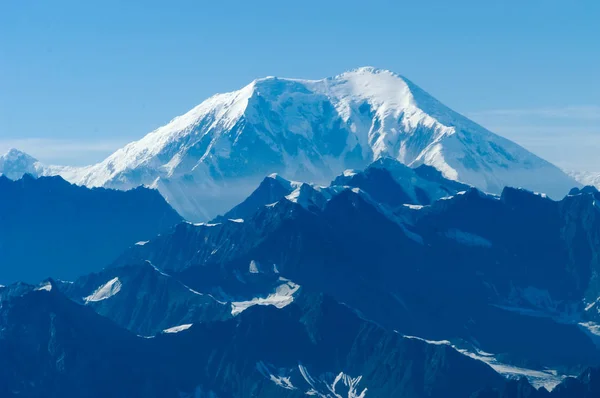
216 158 469 223
110 160 600 390
56 262 231 336
6 68 576 221
0 158 598 396
0 281 516 398
0 174 182 284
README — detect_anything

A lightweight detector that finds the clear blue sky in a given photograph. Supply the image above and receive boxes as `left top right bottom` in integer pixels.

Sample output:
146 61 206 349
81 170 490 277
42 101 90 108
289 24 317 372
1 0 599 169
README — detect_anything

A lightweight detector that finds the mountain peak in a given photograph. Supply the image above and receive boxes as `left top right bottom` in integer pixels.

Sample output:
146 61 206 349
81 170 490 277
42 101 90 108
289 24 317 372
41 68 578 221
0 148 44 180
1 148 37 162
337 66 402 78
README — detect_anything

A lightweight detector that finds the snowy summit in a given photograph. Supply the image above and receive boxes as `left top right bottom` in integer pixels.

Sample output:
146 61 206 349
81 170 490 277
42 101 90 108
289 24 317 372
4 68 578 220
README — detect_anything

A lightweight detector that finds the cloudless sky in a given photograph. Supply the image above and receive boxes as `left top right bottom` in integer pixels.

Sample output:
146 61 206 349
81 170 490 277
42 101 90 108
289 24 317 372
1 0 599 169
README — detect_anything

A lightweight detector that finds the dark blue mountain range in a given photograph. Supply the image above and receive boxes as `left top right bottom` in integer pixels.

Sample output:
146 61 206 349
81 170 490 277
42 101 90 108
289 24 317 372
0 174 182 284
2 160 600 397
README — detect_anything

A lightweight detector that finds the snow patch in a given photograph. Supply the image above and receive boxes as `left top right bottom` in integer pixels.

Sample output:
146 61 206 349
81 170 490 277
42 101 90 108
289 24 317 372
84 277 122 303
231 279 300 315
331 372 367 398
256 362 296 390
402 335 566 390
35 282 52 292
249 260 260 274
163 323 193 334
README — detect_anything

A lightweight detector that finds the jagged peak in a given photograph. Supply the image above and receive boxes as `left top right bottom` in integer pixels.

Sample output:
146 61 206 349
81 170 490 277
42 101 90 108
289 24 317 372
266 173 301 191
568 185 599 196
500 186 554 204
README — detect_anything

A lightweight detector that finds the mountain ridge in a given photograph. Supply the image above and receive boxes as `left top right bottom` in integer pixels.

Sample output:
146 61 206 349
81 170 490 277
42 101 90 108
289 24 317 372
1 67 579 221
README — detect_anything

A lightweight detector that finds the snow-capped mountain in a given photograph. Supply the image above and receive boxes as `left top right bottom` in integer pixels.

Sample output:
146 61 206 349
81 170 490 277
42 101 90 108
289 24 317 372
0 148 45 179
3 158 600 397
8 67 576 221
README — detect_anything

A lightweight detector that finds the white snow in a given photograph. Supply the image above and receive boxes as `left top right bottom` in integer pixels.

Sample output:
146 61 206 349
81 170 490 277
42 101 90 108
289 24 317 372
330 372 367 398
402 335 566 390
0 148 46 180
298 364 318 389
249 260 260 274
568 170 600 189
35 282 53 292
10 68 576 222
403 204 424 210
135 240 149 246
578 322 600 338
163 323 193 334
256 362 296 390
455 347 566 391
231 279 300 315
83 277 122 303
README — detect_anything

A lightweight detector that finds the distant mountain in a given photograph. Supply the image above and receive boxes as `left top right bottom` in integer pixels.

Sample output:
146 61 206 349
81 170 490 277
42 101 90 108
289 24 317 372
568 170 600 190
0 148 45 179
0 174 182 284
4 68 578 221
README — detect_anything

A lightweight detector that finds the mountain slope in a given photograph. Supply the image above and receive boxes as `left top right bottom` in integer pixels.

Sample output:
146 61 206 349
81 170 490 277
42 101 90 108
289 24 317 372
112 161 600 385
56 262 231 336
30 67 575 221
0 174 182 284
0 282 511 398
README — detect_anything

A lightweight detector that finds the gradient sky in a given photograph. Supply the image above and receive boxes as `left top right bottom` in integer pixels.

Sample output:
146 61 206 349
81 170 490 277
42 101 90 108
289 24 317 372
1 0 599 170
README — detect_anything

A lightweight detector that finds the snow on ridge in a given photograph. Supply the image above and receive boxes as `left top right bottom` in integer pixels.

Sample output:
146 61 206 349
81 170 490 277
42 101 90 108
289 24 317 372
231 279 300 316
256 362 296 391
35 282 53 292
248 260 260 274
401 334 566 391
163 323 193 334
83 277 122 303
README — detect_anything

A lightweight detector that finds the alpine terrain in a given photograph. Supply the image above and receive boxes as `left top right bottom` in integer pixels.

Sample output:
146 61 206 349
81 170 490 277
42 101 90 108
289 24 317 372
1 158 599 397
1 69 597 398
1 68 578 221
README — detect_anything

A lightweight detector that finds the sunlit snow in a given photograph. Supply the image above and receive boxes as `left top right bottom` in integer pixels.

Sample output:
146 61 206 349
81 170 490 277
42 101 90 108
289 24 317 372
83 277 122 303
163 323 193 334
231 279 300 316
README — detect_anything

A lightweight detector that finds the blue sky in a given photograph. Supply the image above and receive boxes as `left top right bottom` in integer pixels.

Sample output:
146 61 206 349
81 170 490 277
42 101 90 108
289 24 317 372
1 0 599 169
